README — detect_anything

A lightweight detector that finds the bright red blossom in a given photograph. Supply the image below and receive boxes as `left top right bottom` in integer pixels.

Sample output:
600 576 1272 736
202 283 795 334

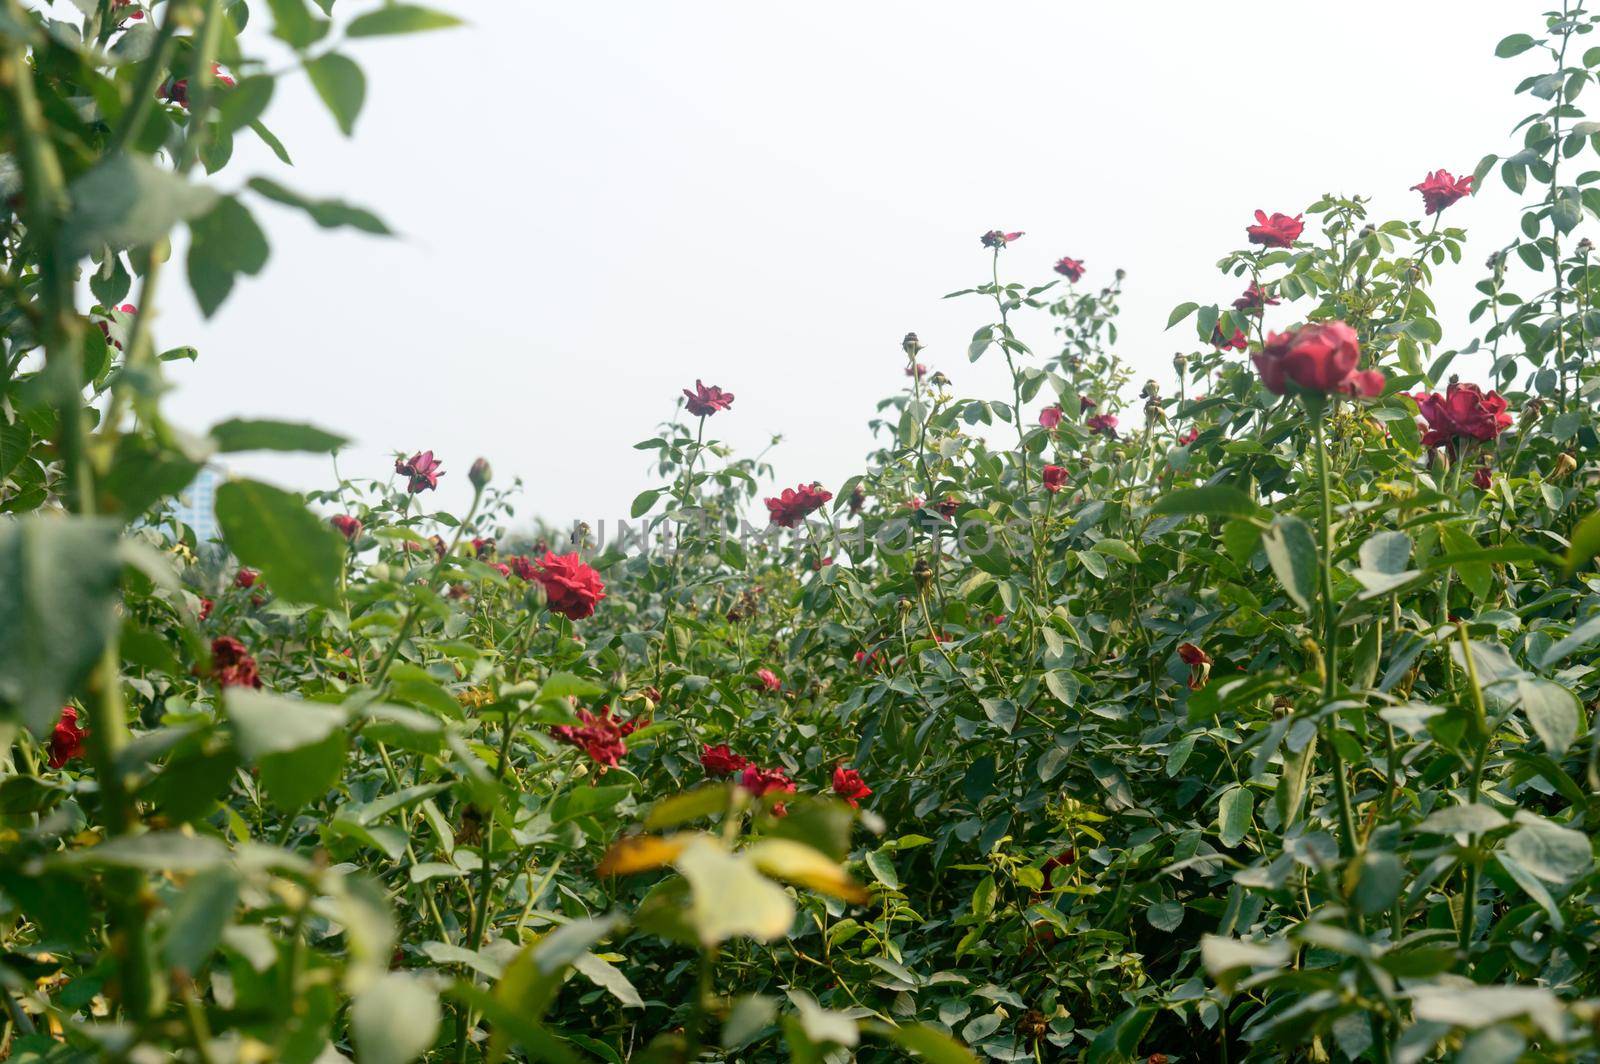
532 551 607 620
1179 427 1199 446
700 744 750 778
765 483 832 527
756 667 781 691
48 706 89 769
395 451 443 493
740 764 796 798
1411 169 1474 215
551 706 641 769
1411 382 1512 449
1252 321 1384 398
330 515 362 540
1177 642 1213 689
683 380 735 417
1246 210 1304 249
832 764 872 808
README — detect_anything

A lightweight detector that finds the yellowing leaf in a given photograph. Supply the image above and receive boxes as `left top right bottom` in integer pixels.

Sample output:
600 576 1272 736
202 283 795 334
597 833 689 876
673 837 794 947
747 839 869 904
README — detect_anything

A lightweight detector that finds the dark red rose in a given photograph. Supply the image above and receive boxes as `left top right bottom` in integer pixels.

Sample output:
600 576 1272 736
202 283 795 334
428 534 447 559
1178 427 1199 446
1085 413 1119 437
1079 395 1097 413
1411 169 1473 215
1042 465 1068 493
505 554 538 581
1246 210 1304 249
1233 284 1279 314
1054 256 1085 282
700 743 750 778
471 537 495 559
163 63 234 108
211 636 261 689
1473 464 1493 490
531 551 606 620
1411 382 1512 449
395 451 444 493
683 379 735 417
831 764 872 808
1039 405 1063 430
198 597 213 621
981 230 1024 248
755 667 781 691
330 514 362 540
765 483 833 527
233 567 259 589
740 764 796 798
1252 321 1384 397
936 496 960 519
1042 849 1076 890
848 483 866 516
48 706 89 769
551 706 638 769
1211 324 1249 351
1177 642 1212 689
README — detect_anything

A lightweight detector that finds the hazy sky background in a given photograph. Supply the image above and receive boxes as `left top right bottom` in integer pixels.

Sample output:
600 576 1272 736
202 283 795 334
162 1 1547 525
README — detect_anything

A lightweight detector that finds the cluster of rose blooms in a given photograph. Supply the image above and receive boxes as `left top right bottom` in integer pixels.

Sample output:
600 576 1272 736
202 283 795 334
698 744 872 816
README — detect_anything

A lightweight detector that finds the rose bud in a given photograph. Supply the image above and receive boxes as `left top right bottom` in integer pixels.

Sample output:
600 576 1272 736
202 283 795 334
1552 453 1578 481
902 332 923 356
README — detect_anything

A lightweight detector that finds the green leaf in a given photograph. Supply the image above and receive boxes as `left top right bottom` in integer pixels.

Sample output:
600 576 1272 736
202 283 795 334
62 154 219 255
215 478 345 607
305 52 366 135
350 973 441 1064
1165 301 1199 330
1563 511 1600 575
1516 678 1581 756
1150 485 1262 519
630 489 660 518
1539 613 1600 667
0 517 122 734
248 177 392 234
571 953 643 1009
1495 32 1538 57
209 417 348 454
160 866 240 975
347 3 462 36
1262 514 1317 614
1217 786 1252 848
266 0 326 48
224 688 348 760
186 195 270 317
216 75 274 133
1504 821 1591 884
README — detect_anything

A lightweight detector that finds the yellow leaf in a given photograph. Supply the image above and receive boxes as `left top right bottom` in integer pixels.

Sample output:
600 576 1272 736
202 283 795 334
597 833 689 876
747 839 869 904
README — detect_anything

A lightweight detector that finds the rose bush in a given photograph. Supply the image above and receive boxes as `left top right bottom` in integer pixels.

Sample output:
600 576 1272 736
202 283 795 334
3 3 1600 1064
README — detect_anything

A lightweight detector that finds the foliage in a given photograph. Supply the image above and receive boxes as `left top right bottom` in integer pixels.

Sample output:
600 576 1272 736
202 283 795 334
3 1 1600 1062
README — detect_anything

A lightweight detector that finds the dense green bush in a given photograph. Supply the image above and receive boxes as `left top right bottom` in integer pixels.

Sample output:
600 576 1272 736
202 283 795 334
4 1 1600 1062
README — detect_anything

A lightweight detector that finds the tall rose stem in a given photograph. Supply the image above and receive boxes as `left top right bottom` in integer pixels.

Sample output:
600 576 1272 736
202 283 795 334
1312 408 1358 861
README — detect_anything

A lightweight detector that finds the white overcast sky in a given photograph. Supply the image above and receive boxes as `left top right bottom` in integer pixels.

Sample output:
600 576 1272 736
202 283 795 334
161 1 1548 525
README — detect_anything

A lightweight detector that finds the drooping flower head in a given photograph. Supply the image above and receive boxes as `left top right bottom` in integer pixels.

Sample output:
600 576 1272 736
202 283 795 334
396 451 444 493
700 743 750 778
1411 382 1512 450
683 380 735 417
1251 321 1384 398
48 706 89 769
1233 284 1279 315
532 551 606 620
765 483 833 527
1411 170 1474 215
832 764 872 808
210 636 261 689
1177 642 1212 689
981 230 1024 249
1246 210 1304 249
1054 256 1085 282
1085 413 1119 438
551 706 640 769
1042 465 1069 493
1078 395 1097 413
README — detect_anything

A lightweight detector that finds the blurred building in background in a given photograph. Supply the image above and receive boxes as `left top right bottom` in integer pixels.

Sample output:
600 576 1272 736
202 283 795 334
174 464 223 545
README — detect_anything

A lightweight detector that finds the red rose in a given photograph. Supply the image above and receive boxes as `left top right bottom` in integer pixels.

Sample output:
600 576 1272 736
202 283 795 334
492 563 511 578
906 363 927 379
428 534 447 559
981 230 1023 248
198 597 213 621
1211 324 1248 351
1252 321 1384 398
1178 427 1199 446
1177 642 1212 689
162 64 234 108
740 764 796 798
936 496 960 519
1411 169 1473 215
471 537 496 559
1085 413 1119 438
831 764 872 808
1246 210 1304 249
211 636 261 689
331 515 362 540
755 667 781 692
506 554 538 581
234 567 259 589
1473 465 1493 490
551 706 639 768
1039 405 1063 430
395 451 444 493
765 483 833 528
1054 256 1085 282
1411 382 1512 449
48 706 89 769
532 551 606 620
700 743 750 778
1042 465 1069 493
683 379 735 417
1042 849 1076 890
1233 284 1279 314
1078 395 1097 412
